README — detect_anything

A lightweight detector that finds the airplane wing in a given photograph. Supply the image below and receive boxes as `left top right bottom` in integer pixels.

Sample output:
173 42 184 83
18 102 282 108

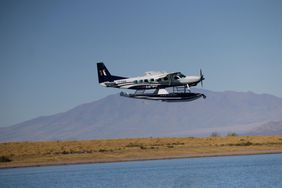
144 71 167 76
153 72 182 86
156 72 182 79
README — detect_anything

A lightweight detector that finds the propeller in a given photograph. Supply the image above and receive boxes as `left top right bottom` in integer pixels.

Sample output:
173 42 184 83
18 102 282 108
200 69 205 87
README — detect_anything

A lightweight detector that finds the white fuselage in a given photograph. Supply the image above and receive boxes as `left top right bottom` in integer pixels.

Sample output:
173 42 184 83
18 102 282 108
100 71 202 90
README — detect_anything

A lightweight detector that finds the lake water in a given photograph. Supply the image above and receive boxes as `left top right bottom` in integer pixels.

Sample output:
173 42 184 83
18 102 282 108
0 154 282 188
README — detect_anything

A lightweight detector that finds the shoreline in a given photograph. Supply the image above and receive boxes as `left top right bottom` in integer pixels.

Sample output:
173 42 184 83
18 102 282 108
1 150 282 169
1 136 282 169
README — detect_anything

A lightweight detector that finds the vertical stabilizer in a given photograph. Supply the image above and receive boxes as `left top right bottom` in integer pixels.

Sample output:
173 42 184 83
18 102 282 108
97 62 127 83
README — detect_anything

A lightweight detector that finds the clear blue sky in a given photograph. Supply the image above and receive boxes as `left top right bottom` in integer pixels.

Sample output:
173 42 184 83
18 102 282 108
1 0 282 127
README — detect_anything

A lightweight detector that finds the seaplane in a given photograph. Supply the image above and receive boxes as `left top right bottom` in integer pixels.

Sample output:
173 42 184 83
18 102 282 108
97 62 206 102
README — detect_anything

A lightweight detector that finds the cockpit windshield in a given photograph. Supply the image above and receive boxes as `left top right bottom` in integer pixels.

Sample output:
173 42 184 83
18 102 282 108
178 73 186 78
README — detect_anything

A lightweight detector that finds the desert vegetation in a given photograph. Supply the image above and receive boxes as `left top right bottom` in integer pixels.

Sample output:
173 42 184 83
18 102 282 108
0 136 282 168
0 156 12 162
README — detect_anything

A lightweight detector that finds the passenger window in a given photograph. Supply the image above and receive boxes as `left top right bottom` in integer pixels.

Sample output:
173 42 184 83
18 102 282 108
150 78 154 82
164 77 168 81
133 80 138 84
144 79 148 83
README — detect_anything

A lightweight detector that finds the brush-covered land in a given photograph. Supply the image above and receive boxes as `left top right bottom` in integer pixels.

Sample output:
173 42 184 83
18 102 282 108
1 136 282 168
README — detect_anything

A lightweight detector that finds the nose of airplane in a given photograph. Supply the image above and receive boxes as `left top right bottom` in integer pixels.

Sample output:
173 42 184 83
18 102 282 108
179 74 205 87
182 76 201 84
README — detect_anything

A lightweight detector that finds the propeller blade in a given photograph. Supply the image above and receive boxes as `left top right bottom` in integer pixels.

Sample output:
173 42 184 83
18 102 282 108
200 69 204 87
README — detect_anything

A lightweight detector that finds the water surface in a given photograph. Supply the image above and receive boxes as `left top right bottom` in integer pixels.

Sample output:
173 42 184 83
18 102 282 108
1 154 282 188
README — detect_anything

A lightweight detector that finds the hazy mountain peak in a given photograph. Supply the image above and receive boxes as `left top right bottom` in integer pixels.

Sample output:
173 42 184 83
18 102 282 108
1 89 282 142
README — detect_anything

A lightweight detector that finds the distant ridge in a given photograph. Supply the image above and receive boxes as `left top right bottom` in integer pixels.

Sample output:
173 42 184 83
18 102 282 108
1 89 282 142
245 121 282 136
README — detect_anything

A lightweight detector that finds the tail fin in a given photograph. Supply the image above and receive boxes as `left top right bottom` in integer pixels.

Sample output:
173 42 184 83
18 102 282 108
97 62 127 83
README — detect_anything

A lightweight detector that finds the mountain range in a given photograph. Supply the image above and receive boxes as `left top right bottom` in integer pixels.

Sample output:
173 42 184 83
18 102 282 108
1 89 282 142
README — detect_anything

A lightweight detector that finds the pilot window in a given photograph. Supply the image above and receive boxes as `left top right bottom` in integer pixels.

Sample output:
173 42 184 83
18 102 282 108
157 78 161 82
164 77 168 81
179 74 185 78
